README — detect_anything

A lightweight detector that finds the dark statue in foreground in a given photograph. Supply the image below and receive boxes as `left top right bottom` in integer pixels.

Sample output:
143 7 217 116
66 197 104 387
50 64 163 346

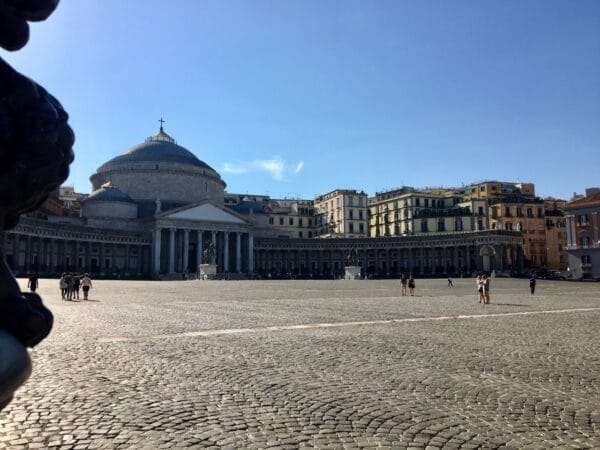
0 0 74 410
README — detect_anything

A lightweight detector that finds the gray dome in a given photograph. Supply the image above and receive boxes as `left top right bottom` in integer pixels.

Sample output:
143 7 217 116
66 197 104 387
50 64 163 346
90 127 226 205
85 184 135 203
233 200 268 214
99 129 215 171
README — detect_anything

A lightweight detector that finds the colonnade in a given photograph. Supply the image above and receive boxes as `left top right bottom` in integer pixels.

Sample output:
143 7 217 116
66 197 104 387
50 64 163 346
4 232 150 276
254 237 523 278
152 227 254 275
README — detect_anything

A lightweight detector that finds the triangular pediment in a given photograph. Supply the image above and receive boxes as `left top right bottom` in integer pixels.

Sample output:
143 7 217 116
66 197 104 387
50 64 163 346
162 201 247 224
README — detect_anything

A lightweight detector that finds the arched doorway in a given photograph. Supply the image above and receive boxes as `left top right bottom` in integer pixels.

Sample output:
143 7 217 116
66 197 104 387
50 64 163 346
479 245 496 273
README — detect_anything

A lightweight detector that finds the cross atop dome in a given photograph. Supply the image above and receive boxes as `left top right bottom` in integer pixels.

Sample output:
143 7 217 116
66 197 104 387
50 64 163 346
146 117 175 144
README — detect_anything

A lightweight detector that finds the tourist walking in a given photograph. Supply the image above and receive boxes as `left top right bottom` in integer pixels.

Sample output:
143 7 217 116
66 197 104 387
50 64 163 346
72 274 81 300
483 274 490 304
476 275 483 303
81 273 92 300
400 273 408 296
408 275 415 296
65 272 74 301
27 273 39 293
59 273 68 300
447 276 453 287
529 274 536 295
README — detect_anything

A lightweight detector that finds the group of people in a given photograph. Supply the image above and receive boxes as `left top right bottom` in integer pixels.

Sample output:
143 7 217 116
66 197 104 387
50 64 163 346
59 272 92 300
476 274 491 304
400 273 416 296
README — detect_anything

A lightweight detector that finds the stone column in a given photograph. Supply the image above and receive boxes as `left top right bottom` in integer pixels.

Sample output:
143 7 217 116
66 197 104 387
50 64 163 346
441 247 447 273
248 234 254 273
25 235 32 271
196 230 203 266
235 232 241 273
40 238 45 272
223 232 230 273
125 244 131 273
168 228 176 274
565 216 575 247
496 245 504 271
385 249 391 275
64 239 70 270
12 234 19 271
50 238 58 273
98 242 106 272
112 243 118 272
569 216 577 245
211 231 217 264
182 229 189 272
75 240 80 271
86 242 92 272
452 246 458 273
466 246 472 274
138 244 144 274
152 229 162 275
45 239 51 272
37 238 44 272
317 250 322 275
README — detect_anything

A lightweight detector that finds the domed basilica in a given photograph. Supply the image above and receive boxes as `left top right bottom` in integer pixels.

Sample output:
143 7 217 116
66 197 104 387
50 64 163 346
4 126 523 279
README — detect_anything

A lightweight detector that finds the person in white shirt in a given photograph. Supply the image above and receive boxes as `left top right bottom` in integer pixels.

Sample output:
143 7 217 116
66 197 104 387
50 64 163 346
81 274 93 300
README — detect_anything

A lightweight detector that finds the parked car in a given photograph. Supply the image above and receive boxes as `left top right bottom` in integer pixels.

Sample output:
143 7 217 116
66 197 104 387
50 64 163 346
547 271 569 280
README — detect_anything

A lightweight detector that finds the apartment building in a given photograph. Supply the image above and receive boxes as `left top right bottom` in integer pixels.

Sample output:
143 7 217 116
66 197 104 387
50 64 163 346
564 189 600 279
368 188 487 237
314 190 368 238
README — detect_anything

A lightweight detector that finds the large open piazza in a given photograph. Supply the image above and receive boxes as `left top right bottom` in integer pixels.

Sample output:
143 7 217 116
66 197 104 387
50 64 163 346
1 278 599 449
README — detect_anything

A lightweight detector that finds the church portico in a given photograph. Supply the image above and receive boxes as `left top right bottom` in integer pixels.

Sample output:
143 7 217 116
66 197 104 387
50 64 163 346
151 201 254 278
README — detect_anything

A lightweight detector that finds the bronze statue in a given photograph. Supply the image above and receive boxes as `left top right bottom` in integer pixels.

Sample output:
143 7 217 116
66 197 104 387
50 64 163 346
203 241 216 264
346 247 361 266
0 0 74 410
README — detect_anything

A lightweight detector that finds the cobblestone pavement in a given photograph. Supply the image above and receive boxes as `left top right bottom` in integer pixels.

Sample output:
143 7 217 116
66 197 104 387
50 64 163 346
1 278 599 449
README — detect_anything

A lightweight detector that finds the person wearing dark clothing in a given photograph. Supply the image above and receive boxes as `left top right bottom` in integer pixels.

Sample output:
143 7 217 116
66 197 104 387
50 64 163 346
408 276 416 296
400 274 408 296
72 275 81 300
27 274 38 292
529 276 536 295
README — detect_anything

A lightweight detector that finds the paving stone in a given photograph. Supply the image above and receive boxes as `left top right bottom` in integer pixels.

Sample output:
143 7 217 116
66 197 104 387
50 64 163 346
1 278 599 449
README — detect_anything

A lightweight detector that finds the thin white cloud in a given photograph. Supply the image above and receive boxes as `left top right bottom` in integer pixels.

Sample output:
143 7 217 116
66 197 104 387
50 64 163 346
222 163 248 174
255 158 285 181
222 157 304 181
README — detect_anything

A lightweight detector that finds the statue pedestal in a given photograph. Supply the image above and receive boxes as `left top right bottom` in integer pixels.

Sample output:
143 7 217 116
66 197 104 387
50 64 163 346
0 330 32 411
345 266 362 280
199 264 217 280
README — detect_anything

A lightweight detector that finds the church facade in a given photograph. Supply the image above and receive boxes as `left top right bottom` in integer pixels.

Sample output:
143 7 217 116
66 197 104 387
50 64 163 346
3 128 524 279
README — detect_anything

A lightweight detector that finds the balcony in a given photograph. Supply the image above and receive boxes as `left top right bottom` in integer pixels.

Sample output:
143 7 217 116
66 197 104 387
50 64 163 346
567 242 600 250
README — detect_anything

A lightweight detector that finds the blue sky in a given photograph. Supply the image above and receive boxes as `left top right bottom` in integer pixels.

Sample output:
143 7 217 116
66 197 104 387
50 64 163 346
3 0 599 200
